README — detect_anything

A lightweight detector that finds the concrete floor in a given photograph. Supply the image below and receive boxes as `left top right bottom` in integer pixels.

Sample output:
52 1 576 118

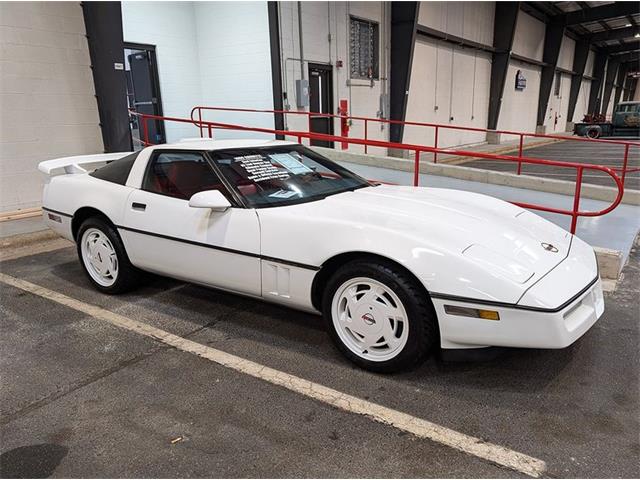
460 140 640 190
1 233 639 478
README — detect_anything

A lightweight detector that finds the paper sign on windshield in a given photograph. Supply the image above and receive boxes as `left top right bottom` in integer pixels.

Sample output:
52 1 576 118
235 154 290 182
269 153 313 175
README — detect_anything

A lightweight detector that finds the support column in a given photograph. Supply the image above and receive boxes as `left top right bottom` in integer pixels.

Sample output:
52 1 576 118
601 58 620 116
536 18 566 130
267 1 285 138
587 51 607 114
82 1 130 152
566 40 590 126
389 2 419 143
487 2 520 132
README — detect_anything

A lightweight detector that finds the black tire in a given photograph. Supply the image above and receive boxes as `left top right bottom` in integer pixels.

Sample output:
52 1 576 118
321 259 438 373
76 216 141 294
586 126 601 139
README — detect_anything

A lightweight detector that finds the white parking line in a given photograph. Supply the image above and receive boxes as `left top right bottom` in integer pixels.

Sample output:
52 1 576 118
0 272 546 478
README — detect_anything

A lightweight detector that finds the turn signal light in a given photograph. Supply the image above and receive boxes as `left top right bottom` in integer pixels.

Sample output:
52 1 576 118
444 305 500 321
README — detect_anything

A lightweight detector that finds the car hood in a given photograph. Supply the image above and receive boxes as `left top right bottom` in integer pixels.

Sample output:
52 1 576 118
323 185 571 283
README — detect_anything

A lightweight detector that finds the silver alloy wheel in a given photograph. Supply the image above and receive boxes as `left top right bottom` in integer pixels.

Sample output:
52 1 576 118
80 227 119 287
331 277 409 362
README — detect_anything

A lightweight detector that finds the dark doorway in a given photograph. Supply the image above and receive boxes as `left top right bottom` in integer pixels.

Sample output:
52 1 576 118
308 63 334 148
125 43 165 150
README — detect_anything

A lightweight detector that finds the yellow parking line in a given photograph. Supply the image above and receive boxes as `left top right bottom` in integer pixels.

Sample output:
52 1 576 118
0 272 546 478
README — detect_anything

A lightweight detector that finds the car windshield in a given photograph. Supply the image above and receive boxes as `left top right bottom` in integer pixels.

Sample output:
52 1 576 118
209 145 371 208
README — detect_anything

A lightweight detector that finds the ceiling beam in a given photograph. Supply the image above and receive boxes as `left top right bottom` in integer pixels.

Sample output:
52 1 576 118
564 2 639 26
590 26 640 43
612 51 640 64
604 40 640 54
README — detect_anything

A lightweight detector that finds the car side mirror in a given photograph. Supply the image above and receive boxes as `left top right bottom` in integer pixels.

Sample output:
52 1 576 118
188 190 231 212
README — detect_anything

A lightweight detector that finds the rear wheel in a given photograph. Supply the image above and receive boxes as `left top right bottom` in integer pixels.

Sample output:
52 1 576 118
77 217 140 294
322 259 438 373
586 126 601 139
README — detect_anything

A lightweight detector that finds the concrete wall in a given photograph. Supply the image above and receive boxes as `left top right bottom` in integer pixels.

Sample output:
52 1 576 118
0 1 103 213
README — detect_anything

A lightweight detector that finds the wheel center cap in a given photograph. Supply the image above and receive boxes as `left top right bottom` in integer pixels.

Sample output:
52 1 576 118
361 312 376 326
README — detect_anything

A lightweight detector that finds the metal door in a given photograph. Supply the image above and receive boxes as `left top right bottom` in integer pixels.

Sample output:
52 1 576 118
308 63 334 148
126 47 165 146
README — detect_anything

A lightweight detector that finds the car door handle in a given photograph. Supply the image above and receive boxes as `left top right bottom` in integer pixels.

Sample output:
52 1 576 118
131 202 146 211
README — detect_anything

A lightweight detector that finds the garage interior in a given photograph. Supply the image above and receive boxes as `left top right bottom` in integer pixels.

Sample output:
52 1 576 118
1 1 639 478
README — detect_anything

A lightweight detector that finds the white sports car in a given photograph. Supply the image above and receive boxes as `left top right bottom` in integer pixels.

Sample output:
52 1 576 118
39 139 604 372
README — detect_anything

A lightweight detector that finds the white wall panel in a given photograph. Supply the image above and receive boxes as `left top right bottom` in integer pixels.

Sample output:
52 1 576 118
194 2 274 140
558 36 575 71
572 78 591 123
497 62 541 139
279 1 389 155
0 1 102 212
544 72 572 133
121 1 202 142
122 2 274 142
585 50 595 77
405 37 490 149
513 11 545 61
418 1 494 46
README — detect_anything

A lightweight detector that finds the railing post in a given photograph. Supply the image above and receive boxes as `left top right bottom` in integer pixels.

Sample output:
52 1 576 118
570 167 584 234
208 124 213 139
198 108 203 138
142 116 149 145
414 150 420 187
622 144 629 187
364 119 368 154
433 126 439 163
298 135 302 144
517 135 524 175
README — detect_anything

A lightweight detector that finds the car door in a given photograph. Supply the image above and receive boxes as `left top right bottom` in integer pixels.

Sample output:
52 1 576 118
120 150 261 296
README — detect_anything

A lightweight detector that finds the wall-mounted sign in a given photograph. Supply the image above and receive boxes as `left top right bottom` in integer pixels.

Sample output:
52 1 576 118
515 70 527 91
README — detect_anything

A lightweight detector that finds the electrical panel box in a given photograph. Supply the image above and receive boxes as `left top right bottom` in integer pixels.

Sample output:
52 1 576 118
295 79 309 108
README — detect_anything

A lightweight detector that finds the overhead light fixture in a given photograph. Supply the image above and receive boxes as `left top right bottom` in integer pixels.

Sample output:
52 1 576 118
635 33 640 38
625 23 632 27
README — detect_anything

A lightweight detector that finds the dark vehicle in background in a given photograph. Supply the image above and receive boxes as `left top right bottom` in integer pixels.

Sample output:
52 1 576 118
574 101 640 139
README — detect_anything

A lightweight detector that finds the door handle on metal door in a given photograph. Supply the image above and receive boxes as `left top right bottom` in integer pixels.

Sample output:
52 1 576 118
131 202 146 211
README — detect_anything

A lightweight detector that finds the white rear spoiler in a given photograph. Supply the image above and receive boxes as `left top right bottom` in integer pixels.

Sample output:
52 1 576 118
38 152 133 176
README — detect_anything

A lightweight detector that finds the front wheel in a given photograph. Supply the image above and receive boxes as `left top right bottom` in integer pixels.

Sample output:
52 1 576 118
322 260 438 373
77 217 140 294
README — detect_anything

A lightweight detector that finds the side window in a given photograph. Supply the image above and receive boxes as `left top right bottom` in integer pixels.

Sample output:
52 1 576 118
143 151 226 201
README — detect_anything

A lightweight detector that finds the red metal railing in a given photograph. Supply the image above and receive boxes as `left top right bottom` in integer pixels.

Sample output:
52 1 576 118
190 105 640 187
130 110 624 234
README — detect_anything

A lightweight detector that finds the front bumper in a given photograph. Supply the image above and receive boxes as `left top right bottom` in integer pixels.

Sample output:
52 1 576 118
435 277 604 349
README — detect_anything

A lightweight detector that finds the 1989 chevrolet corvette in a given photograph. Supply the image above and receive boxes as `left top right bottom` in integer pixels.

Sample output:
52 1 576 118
39 139 604 372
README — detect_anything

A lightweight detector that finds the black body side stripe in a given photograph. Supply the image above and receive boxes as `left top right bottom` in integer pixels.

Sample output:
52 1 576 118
115 225 320 271
430 273 599 313
42 207 73 218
